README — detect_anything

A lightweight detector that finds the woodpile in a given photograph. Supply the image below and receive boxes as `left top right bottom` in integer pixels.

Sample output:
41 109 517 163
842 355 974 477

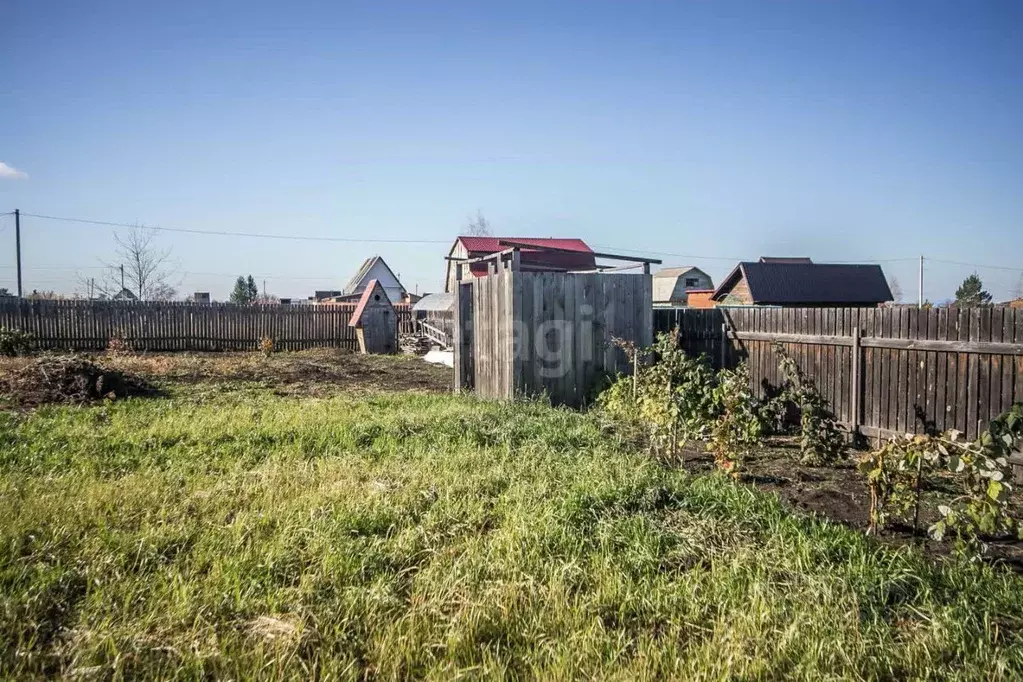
399 334 432 356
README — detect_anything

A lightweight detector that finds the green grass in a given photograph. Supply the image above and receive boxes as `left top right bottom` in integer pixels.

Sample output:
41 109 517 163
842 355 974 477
1 385 1022 680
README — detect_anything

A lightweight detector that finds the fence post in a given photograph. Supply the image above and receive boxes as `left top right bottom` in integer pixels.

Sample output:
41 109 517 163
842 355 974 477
851 326 861 436
720 323 728 370
453 282 473 392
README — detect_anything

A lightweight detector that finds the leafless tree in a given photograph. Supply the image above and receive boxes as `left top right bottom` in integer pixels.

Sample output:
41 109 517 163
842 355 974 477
888 275 903 303
465 209 492 237
81 225 180 301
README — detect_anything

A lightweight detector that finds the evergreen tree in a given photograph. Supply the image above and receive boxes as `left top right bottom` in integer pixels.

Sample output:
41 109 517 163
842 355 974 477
230 275 257 305
954 273 992 308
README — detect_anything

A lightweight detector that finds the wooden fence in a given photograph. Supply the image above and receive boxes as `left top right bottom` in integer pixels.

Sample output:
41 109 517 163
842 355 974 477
654 307 1023 441
0 299 416 352
455 269 652 406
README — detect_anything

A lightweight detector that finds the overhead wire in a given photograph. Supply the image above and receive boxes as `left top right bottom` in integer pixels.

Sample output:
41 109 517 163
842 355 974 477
6 210 1021 284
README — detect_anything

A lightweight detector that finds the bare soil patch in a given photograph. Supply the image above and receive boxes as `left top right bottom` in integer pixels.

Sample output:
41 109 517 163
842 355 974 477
678 436 1023 569
0 349 452 400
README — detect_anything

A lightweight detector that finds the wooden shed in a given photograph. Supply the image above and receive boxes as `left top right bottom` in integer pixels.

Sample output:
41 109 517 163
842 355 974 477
349 280 397 354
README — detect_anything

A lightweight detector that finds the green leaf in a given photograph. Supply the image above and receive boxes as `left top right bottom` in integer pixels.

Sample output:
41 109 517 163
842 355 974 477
987 480 1004 501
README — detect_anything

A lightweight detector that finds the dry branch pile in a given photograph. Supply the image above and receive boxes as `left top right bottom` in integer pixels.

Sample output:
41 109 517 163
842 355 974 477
0 355 156 407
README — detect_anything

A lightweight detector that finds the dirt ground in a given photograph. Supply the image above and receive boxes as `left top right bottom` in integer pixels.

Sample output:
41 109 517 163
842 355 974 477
677 437 1023 570
0 348 453 399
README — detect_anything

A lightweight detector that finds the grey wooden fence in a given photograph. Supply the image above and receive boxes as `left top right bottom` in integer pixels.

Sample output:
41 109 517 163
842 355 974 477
455 269 652 406
0 299 416 352
654 307 1023 441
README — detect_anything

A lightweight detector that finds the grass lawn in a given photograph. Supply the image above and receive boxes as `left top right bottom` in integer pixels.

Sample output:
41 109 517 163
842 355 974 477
1 354 1022 680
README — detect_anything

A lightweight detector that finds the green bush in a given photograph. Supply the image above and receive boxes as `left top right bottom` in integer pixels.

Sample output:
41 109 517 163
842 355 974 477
0 327 33 357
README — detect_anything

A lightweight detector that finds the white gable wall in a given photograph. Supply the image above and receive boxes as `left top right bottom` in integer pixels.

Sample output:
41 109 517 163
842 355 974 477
351 259 406 303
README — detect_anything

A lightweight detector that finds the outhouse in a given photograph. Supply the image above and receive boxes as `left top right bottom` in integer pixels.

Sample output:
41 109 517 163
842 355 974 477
349 279 397 354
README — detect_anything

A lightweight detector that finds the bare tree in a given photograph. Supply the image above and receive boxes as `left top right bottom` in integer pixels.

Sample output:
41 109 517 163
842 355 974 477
81 225 179 301
888 275 903 303
465 209 492 237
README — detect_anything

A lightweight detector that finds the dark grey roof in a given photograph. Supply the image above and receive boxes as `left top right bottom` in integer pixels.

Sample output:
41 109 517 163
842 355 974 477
713 262 893 305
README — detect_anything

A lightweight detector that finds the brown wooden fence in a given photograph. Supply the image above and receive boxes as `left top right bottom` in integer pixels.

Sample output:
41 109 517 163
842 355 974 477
654 307 1023 441
0 299 416 352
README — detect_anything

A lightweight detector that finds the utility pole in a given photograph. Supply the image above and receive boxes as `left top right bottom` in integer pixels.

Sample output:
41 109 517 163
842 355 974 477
14 209 22 298
918 255 924 309
120 264 125 291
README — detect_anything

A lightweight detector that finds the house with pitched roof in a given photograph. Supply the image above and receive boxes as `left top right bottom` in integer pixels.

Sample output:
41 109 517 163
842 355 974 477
652 266 714 306
444 236 597 292
711 258 893 307
343 256 406 304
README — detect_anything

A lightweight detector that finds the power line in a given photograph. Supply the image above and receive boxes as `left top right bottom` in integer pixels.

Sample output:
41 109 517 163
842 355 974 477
11 209 1021 276
18 212 451 245
926 258 1023 273
0 264 354 280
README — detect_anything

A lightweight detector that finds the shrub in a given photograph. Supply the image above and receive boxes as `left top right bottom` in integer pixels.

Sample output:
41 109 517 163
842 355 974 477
598 332 717 461
859 403 1023 558
769 343 846 465
0 327 33 357
709 362 763 476
258 336 275 357
106 330 133 356
599 334 763 474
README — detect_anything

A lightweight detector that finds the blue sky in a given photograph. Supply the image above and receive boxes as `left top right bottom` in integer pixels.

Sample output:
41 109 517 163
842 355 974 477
1 0 1021 301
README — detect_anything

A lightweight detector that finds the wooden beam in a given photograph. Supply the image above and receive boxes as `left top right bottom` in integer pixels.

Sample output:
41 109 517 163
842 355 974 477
862 337 1023 355
726 329 1023 356
729 330 851 347
497 239 663 265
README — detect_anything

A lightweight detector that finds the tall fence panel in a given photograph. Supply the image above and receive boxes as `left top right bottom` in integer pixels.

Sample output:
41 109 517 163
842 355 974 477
460 270 652 406
653 307 1023 440
0 299 416 352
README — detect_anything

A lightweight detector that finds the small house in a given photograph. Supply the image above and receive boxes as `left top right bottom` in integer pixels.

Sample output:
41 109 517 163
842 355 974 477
711 258 893 307
349 279 397 354
445 236 596 292
344 256 406 304
652 266 714 306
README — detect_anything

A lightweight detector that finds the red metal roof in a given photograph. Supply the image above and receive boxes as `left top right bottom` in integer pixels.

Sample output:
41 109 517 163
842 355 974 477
456 236 596 275
349 280 391 327
456 236 593 254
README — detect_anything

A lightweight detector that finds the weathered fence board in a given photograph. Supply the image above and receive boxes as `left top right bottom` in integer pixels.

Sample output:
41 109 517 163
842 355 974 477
0 299 415 352
654 306 1023 440
458 270 652 406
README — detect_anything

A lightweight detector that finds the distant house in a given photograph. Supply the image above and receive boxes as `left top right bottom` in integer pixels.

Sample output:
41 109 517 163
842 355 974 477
445 236 596 292
652 267 714 306
344 257 406 304
193 292 211 305
313 289 343 301
711 258 893 307
112 288 138 302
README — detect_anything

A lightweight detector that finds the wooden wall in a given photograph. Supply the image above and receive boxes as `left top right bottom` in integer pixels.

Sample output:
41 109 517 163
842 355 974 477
654 307 1023 440
0 299 416 352
456 270 652 406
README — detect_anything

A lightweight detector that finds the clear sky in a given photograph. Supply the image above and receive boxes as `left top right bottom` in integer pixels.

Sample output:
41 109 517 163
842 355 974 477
2 0 1021 301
